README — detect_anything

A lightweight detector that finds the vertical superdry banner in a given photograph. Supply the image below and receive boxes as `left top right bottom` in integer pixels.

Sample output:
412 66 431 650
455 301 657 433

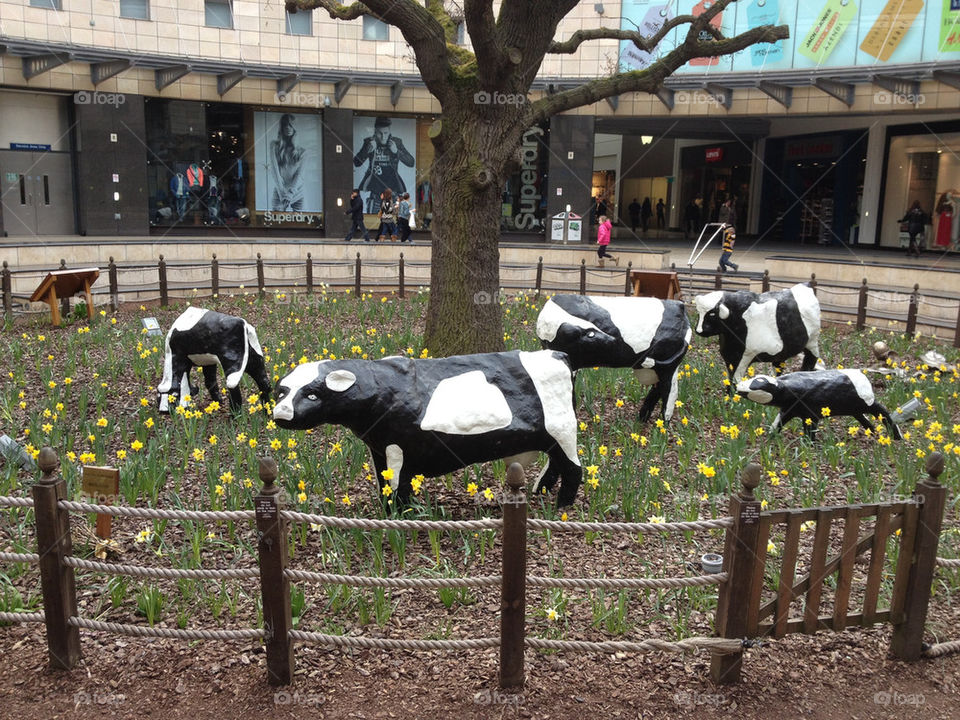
515 126 544 231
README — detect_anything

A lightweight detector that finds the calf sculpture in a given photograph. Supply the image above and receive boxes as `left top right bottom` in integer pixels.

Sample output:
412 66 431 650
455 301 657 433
157 307 272 413
694 283 822 391
536 295 691 421
273 351 582 506
736 369 902 440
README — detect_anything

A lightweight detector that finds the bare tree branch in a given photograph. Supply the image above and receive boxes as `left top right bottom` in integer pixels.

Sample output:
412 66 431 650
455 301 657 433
463 0 507 86
549 15 698 55
523 22 789 126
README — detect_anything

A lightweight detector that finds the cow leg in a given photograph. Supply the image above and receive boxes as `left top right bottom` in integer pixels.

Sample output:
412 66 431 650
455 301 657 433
201 365 221 405
769 412 784 433
549 449 583 508
159 356 193 413
853 413 877 433
531 458 559 498
800 349 819 372
659 366 681 422
868 404 903 441
804 418 821 441
637 385 660 423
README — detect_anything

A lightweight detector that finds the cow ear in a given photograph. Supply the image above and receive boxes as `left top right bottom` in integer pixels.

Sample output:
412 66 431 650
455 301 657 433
324 369 357 392
718 303 730 320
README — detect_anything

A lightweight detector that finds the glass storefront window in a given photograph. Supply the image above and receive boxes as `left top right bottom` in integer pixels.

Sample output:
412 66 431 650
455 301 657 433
881 131 960 250
501 124 549 232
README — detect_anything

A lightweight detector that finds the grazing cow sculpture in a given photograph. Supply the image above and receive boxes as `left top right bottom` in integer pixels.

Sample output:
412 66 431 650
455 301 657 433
536 295 691 421
157 307 272 413
694 283 822 390
272 350 583 506
736 369 903 441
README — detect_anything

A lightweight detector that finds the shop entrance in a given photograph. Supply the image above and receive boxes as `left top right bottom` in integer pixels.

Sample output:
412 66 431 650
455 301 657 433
0 150 75 236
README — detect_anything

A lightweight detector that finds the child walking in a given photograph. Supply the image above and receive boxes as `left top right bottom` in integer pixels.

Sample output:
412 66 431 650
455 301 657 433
596 215 618 267
718 225 739 272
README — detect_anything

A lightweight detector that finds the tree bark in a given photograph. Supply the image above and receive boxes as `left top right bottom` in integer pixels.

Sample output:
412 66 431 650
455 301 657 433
424 110 523 356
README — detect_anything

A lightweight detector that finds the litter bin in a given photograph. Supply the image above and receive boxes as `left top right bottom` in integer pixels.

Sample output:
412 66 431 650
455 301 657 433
550 207 582 244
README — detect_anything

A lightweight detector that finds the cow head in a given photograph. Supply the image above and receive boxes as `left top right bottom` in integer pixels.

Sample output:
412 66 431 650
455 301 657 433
735 375 779 405
273 361 359 430
543 322 619 368
693 291 730 337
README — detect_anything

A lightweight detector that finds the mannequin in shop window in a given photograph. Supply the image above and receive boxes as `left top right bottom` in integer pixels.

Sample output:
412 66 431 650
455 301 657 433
270 114 306 212
935 192 956 250
170 172 188 220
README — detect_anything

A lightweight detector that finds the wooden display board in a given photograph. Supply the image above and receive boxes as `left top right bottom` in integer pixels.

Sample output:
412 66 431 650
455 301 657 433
631 270 682 300
29 267 100 326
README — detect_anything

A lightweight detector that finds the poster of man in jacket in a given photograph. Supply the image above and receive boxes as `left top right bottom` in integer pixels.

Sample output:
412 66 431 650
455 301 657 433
353 116 416 214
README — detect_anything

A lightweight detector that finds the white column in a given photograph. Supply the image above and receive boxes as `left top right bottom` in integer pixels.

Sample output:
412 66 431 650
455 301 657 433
859 123 887 245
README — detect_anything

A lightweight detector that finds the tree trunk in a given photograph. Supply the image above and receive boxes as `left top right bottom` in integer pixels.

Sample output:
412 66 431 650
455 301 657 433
424 111 521 357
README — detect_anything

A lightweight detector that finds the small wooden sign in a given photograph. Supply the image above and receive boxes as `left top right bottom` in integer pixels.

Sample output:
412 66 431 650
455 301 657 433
81 465 120 539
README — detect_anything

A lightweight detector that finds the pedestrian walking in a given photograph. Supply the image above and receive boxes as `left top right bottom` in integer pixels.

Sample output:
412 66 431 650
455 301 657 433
344 188 371 242
899 200 929 258
378 189 398 241
718 225 739 272
641 198 652 232
397 192 413 242
628 199 641 233
596 214 618 267
656 198 665 228
684 196 703 240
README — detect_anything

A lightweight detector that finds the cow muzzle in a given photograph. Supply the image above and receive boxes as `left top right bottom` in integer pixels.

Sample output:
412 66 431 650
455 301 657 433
273 401 294 422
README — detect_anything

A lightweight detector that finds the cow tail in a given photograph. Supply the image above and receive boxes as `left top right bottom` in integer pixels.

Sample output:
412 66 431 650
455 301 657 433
226 322 255 389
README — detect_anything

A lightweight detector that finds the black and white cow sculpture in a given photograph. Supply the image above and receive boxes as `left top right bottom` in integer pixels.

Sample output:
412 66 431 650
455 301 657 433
272 351 582 506
694 283 822 391
736 369 902 441
536 295 691 422
157 307 272 413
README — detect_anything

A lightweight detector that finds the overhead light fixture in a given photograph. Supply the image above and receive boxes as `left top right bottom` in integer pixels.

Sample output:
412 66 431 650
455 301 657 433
640 135 653 145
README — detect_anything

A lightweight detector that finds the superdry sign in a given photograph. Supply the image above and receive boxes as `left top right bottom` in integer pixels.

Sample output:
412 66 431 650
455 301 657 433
785 136 840 159
705 147 724 162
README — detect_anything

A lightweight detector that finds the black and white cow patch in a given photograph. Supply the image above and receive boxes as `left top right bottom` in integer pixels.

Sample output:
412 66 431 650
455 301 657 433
273 350 582 506
694 283 822 391
157 307 272 413
736 369 902 441
537 295 691 422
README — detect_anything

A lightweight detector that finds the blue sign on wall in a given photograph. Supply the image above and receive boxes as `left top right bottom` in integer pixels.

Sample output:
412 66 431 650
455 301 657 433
10 143 52 151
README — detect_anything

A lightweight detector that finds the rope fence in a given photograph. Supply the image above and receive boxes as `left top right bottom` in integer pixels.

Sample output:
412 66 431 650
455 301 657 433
525 636 744 655
283 569 500 589
69 617 266 642
280 509 501 532
0 495 34 508
936 557 960 568
527 517 733 534
0 551 39 564
58 500 254 523
0 612 45 624
526 573 727 590
289 630 500 651
63 556 260 581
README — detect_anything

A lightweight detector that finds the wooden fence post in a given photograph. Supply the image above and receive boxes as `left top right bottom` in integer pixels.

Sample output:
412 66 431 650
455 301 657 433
761 269 770 293
158 255 168 307
257 253 265 297
59 259 70 318
890 452 947 660
905 283 920 337
500 462 527 689
355 253 362 296
856 278 868 331
306 253 313 295
211 254 219 298
534 257 543 299
579 259 586 294
711 462 763 685
2 260 12 322
954 299 960 349
809 273 817 296
624 260 633 296
32 447 81 670
108 257 118 313
398 253 405 299
254 456 293 685
714 270 722 290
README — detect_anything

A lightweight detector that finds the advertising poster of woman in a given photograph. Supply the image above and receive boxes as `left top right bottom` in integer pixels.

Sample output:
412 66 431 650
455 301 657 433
254 111 324 214
352 116 416 214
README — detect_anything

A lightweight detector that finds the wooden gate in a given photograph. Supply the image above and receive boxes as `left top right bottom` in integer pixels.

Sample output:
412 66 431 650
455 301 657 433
712 452 947 684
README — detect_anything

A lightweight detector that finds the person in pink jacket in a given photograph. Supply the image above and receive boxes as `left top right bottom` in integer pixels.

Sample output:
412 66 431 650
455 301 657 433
596 215 618 267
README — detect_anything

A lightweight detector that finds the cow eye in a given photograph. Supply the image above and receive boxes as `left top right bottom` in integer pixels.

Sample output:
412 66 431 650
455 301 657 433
307 393 318 401
587 331 595 338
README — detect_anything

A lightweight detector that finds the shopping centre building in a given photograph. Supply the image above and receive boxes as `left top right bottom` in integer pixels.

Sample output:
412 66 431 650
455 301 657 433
0 0 958 250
